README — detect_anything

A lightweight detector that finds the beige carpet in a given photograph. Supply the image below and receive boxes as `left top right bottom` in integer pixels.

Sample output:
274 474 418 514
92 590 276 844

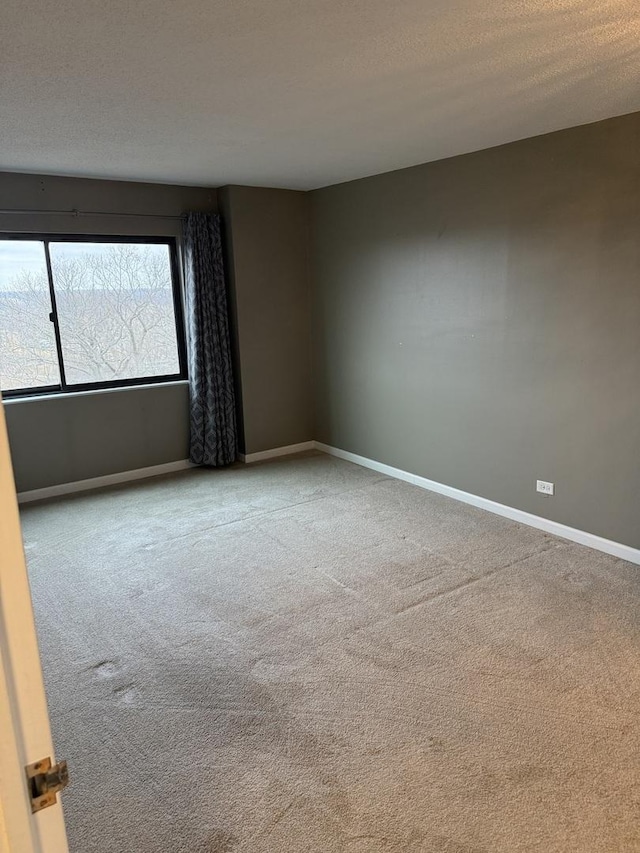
21 452 640 853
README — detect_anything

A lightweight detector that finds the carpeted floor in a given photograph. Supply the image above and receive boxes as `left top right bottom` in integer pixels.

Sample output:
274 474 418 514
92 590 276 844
21 452 640 853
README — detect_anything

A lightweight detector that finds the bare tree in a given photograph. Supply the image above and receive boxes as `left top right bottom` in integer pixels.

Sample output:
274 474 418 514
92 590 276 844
0 245 179 391
0 274 58 389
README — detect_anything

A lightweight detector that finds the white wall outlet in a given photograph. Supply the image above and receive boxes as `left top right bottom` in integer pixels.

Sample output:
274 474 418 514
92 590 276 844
536 480 554 496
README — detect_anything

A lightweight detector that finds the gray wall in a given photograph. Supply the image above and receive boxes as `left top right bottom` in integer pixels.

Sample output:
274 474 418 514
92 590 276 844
0 172 217 237
219 186 313 454
1 172 217 491
4 383 190 492
311 112 640 549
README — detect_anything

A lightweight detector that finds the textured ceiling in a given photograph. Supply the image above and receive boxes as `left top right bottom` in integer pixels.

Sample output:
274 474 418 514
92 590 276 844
1 0 638 189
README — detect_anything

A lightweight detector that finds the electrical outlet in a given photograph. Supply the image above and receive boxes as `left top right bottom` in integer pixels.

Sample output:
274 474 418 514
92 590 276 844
536 480 554 496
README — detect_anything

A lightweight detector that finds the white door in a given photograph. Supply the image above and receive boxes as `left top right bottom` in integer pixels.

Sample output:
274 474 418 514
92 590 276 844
0 400 70 853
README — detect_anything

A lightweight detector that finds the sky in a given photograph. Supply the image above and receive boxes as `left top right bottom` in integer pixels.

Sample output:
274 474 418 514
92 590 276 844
0 241 169 291
0 241 47 291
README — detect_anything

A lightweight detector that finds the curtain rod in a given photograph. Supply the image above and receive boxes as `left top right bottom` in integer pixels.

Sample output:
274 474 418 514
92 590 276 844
0 208 186 221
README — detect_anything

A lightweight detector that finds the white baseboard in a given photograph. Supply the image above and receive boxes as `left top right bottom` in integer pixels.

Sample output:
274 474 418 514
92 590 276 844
17 459 194 504
17 440 639 567
17 439 317 502
314 442 640 567
239 441 316 464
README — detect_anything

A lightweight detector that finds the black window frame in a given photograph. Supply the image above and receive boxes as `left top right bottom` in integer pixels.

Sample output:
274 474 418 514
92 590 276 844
0 233 188 399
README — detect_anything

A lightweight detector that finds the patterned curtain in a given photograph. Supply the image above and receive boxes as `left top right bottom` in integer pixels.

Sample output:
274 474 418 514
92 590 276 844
183 213 237 466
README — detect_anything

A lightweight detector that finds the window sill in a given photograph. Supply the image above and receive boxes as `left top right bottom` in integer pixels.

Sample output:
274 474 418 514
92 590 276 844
2 379 189 405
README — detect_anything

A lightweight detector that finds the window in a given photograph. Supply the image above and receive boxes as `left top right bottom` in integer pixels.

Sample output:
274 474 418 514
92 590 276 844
0 236 186 397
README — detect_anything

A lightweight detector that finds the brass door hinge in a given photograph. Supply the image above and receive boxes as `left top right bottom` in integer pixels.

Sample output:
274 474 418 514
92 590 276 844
25 757 69 813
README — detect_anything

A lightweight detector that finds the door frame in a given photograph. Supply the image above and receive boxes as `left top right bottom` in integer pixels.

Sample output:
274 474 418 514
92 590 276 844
0 400 69 852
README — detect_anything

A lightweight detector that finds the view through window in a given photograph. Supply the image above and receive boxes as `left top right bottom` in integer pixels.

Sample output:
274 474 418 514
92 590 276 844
0 238 185 395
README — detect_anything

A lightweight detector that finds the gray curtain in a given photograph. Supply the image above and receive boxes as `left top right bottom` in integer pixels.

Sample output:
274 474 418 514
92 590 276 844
183 212 237 466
